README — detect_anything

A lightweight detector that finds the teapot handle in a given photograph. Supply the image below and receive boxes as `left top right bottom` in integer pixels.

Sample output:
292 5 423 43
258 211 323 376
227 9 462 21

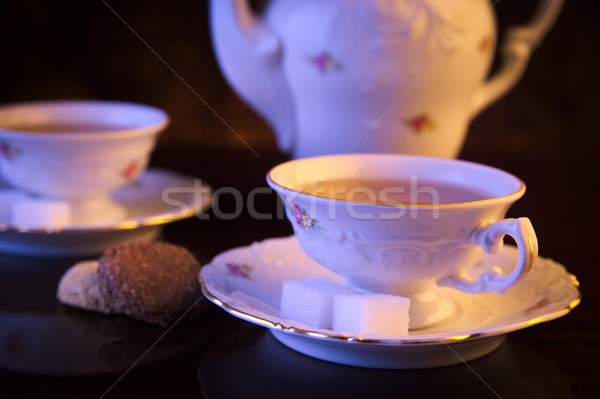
469 0 564 116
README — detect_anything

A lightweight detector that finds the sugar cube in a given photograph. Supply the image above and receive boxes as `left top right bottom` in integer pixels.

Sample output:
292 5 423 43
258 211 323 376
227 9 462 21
280 278 357 329
333 294 410 337
0 190 28 222
12 199 72 228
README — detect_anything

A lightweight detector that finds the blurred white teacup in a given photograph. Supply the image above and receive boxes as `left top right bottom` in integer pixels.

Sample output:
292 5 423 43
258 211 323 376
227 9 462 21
0 100 169 226
268 154 538 329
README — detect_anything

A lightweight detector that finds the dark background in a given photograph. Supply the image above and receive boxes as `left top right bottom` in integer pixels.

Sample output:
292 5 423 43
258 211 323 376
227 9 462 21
0 1 599 398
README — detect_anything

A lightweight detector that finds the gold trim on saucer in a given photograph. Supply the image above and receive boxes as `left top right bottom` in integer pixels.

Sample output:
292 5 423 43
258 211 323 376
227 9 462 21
199 268 581 347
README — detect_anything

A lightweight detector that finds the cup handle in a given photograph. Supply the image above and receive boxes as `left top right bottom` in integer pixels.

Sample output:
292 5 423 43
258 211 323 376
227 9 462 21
438 217 538 294
469 0 564 116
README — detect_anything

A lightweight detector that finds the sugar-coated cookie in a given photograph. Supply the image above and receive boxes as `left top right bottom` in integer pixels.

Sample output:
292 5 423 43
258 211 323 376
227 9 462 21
97 241 203 326
56 241 204 327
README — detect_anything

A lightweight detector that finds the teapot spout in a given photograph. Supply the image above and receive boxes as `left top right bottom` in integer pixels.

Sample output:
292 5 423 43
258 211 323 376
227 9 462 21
209 0 295 152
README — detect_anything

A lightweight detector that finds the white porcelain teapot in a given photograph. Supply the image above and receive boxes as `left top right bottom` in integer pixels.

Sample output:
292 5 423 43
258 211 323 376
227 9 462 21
210 0 563 158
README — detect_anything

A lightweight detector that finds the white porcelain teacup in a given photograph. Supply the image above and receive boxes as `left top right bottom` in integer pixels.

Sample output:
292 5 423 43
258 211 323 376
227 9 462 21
0 100 169 226
267 154 538 329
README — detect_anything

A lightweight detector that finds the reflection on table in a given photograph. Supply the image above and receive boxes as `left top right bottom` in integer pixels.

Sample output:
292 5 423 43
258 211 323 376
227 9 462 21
199 324 573 399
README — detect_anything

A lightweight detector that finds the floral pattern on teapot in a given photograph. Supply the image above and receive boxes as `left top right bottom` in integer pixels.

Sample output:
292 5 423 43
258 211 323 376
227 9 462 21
309 52 343 73
0 141 19 160
405 114 436 134
478 35 493 54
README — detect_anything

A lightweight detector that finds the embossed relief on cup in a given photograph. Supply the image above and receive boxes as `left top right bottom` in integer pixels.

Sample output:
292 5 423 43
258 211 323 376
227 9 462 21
295 226 474 282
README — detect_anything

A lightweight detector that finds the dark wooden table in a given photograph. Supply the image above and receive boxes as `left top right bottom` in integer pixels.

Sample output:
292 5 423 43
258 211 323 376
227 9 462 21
0 145 597 399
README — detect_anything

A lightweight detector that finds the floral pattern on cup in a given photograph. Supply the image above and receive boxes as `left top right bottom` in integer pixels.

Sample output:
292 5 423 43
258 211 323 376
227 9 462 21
119 160 141 180
290 203 320 231
309 52 343 73
226 262 252 279
0 141 19 160
405 114 436 134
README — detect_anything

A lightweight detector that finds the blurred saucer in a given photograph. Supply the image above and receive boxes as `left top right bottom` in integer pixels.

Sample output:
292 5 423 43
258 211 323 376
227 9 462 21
199 236 580 369
0 168 211 257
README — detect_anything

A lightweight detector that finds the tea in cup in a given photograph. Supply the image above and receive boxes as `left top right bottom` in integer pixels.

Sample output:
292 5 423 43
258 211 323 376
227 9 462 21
267 154 538 329
0 100 169 226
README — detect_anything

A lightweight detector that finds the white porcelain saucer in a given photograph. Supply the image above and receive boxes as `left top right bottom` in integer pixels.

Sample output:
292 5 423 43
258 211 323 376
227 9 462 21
200 236 580 369
0 168 211 257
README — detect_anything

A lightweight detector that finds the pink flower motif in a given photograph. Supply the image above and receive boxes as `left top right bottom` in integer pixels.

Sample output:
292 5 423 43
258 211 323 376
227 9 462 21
226 263 252 279
405 114 436 134
310 52 342 73
291 203 303 223
479 36 492 53
0 141 19 160
119 161 140 180
290 203 319 230
524 297 552 315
